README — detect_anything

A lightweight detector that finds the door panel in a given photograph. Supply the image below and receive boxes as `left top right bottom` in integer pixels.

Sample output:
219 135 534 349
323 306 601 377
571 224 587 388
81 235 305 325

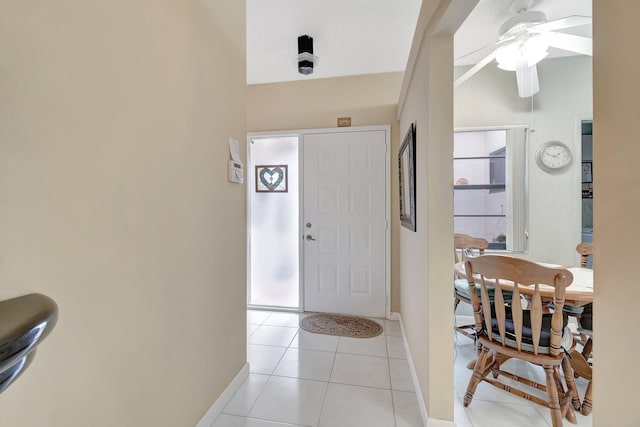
303 129 387 317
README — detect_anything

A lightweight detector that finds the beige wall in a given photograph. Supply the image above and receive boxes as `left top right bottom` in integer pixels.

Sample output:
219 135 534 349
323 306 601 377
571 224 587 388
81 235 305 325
0 1 247 426
247 72 403 312
396 0 477 421
398 33 455 421
593 1 640 425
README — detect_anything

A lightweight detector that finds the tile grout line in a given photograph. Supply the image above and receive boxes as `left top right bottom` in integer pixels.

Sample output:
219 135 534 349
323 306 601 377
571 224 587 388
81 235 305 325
315 342 338 427
384 333 400 427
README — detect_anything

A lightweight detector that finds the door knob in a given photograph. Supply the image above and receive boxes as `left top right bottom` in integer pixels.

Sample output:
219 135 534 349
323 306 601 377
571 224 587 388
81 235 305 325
306 235 316 241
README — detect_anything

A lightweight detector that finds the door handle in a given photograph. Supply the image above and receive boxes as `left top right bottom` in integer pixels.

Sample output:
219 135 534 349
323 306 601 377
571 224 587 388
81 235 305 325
305 235 316 241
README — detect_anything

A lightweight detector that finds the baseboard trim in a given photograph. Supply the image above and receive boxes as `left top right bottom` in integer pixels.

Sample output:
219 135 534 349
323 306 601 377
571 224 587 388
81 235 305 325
394 312 429 426
195 363 250 427
427 418 457 426
393 312 458 427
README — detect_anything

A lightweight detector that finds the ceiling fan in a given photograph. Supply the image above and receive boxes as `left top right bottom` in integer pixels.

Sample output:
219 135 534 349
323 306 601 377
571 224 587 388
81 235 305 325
455 1 592 97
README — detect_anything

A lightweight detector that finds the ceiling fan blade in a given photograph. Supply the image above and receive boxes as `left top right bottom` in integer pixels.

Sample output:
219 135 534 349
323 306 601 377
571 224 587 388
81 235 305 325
530 15 591 33
455 50 498 89
515 61 539 98
455 36 514 64
548 32 592 56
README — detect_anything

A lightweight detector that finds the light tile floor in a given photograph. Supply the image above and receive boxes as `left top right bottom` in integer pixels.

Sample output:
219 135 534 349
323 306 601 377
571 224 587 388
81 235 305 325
210 311 594 427
212 310 422 427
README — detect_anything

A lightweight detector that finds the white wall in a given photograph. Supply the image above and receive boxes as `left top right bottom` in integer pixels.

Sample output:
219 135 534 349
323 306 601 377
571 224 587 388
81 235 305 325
0 1 247 426
454 55 593 266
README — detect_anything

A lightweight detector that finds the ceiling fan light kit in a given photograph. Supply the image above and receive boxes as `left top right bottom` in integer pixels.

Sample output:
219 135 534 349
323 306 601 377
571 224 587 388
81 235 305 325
454 3 592 98
495 33 550 71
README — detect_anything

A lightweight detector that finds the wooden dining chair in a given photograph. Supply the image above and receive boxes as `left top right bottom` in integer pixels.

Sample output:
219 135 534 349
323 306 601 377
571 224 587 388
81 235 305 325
453 234 512 339
573 241 594 415
574 302 593 415
453 233 489 339
463 255 580 427
563 243 595 328
576 242 593 267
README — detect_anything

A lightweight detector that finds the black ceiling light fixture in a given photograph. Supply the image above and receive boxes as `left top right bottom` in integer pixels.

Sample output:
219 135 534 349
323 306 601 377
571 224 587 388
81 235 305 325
296 35 318 75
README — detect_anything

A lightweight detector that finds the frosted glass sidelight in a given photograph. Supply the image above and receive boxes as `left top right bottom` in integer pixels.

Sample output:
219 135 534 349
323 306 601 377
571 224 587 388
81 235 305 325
249 137 299 308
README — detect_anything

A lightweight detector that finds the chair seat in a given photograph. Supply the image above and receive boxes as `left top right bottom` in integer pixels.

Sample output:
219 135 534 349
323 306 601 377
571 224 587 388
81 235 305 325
486 305 571 355
490 326 573 355
562 305 584 315
578 303 593 331
454 279 513 302
549 302 584 315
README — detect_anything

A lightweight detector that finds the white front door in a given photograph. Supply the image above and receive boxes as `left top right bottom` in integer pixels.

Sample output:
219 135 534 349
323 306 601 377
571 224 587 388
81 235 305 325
302 128 388 317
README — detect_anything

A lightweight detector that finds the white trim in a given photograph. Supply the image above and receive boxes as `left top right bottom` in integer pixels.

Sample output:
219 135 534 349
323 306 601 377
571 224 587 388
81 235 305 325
247 305 301 313
248 125 389 139
383 125 392 320
427 419 457 427
395 312 459 427
246 134 302 311
396 313 429 426
454 124 529 132
298 136 305 311
245 135 253 307
195 363 249 427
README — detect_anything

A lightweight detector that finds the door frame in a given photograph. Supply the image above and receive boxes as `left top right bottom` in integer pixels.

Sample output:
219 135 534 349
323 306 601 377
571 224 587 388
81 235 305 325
247 125 391 318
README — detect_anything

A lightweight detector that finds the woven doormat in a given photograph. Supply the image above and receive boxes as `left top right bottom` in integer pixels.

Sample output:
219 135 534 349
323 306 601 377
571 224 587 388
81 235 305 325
300 313 383 338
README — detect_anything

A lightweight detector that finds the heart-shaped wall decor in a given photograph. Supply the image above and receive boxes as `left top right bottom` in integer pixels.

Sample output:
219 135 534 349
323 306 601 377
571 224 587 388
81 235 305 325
259 166 284 191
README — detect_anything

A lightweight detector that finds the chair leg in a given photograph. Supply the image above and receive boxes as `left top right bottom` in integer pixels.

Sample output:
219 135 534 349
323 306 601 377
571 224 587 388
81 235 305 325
561 356 581 412
544 365 563 427
580 336 593 416
582 380 593 416
464 347 492 407
554 364 577 424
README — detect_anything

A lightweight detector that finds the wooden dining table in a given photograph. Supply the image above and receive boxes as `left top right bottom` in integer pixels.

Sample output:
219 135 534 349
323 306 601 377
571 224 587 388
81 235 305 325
455 261 593 306
454 260 594 416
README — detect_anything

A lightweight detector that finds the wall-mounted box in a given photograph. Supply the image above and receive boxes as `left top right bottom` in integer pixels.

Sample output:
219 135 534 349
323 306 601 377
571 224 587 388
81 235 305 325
229 160 243 184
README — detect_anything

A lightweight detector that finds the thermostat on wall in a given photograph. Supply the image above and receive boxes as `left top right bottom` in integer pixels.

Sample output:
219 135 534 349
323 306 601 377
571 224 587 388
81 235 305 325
229 160 243 184
228 137 244 184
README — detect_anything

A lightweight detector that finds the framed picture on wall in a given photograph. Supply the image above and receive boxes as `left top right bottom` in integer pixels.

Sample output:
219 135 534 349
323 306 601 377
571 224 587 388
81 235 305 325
582 162 593 183
255 165 288 192
398 123 416 231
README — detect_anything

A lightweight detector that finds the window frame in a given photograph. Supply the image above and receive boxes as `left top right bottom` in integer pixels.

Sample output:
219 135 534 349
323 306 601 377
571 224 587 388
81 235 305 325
453 126 528 253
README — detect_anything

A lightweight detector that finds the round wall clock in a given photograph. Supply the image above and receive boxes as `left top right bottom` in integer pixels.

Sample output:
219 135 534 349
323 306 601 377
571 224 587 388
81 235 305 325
536 141 573 173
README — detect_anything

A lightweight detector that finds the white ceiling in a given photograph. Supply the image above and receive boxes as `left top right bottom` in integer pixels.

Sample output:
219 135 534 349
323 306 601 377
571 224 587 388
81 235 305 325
246 0 422 85
246 0 592 85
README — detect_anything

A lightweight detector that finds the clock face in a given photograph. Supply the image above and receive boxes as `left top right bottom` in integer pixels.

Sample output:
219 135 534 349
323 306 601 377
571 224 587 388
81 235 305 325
537 141 572 173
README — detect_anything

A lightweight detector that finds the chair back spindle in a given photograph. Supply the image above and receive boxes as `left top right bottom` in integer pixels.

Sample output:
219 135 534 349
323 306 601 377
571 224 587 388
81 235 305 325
465 255 573 357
